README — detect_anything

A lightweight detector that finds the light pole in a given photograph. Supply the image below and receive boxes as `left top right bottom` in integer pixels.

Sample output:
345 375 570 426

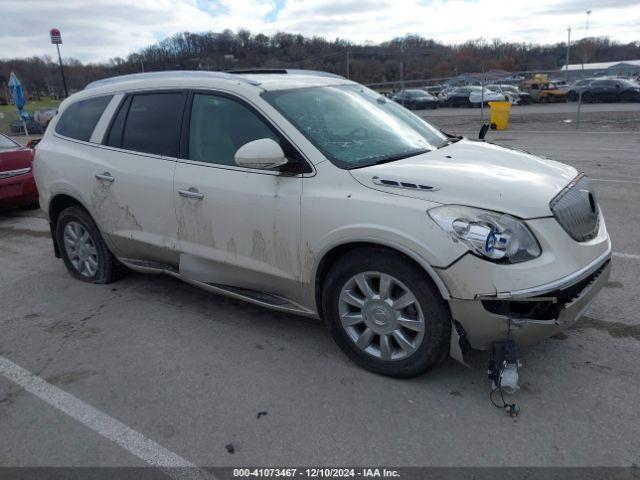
49 28 68 98
576 9 592 129
585 9 592 38
565 27 571 83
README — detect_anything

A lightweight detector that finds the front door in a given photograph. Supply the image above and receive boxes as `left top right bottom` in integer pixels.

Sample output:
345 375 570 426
174 92 304 302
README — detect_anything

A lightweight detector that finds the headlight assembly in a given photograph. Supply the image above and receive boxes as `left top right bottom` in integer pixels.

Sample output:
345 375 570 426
428 205 541 263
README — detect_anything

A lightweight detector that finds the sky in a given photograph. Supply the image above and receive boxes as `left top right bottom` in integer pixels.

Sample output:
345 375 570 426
2 0 639 63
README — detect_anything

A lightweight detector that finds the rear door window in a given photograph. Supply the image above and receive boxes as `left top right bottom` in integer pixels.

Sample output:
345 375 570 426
119 92 185 156
55 95 112 142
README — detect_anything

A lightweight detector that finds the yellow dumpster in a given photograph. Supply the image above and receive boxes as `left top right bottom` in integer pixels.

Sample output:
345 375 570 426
488 101 511 130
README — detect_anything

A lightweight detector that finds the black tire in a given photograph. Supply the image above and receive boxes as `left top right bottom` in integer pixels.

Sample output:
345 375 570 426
56 206 122 284
619 91 634 103
322 247 451 378
567 91 577 102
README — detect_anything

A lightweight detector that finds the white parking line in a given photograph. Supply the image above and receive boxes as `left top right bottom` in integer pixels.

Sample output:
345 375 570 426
613 252 640 261
591 178 640 185
0 356 214 480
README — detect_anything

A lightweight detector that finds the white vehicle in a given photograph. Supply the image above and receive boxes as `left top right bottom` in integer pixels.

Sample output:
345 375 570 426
437 87 455 105
34 70 611 379
486 84 531 105
468 87 506 106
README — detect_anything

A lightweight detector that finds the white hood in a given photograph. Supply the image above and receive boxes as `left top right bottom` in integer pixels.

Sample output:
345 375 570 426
349 139 578 218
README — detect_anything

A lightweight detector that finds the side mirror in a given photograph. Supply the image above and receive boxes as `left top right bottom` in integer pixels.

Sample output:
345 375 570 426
234 138 288 170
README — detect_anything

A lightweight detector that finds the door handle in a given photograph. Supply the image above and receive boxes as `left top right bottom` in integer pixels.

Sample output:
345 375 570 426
95 172 115 183
178 188 204 200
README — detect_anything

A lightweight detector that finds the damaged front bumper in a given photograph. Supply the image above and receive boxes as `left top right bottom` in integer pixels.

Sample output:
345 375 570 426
437 215 611 354
450 250 610 350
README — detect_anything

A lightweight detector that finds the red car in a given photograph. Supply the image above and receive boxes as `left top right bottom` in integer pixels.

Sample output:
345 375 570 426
0 133 38 209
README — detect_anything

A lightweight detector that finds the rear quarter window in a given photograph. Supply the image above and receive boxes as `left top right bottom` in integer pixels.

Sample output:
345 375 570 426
55 95 113 142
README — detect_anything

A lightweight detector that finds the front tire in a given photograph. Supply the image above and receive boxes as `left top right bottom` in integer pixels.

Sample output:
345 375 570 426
322 248 451 378
56 206 122 284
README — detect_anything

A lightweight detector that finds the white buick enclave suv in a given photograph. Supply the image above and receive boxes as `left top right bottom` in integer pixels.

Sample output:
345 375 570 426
34 70 611 378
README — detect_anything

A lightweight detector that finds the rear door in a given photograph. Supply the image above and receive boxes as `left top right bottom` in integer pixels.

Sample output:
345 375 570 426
174 91 306 303
590 80 610 101
92 91 187 266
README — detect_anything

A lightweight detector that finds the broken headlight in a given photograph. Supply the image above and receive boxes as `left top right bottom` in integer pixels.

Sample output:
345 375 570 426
428 205 541 263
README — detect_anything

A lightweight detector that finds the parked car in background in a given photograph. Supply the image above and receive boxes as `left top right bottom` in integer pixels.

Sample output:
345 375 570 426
0 133 38 209
526 81 567 103
486 84 531 105
566 78 595 101
437 87 456 106
469 87 505 107
392 89 439 109
9 114 45 135
446 86 504 107
581 78 640 103
422 85 444 96
444 87 474 107
34 109 57 129
34 70 611 379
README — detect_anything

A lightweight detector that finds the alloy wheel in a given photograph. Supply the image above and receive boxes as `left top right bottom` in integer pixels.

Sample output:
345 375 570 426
338 271 426 361
63 221 99 277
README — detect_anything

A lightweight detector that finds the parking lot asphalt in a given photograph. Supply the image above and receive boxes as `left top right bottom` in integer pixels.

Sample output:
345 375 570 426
1 104 639 470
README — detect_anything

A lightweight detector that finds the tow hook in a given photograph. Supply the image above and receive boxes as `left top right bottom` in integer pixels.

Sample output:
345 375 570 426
488 340 521 418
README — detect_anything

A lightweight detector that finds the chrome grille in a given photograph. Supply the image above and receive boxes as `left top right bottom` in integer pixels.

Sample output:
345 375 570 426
550 174 599 242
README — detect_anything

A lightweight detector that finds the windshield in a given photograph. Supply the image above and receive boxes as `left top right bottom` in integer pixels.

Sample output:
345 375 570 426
263 85 448 169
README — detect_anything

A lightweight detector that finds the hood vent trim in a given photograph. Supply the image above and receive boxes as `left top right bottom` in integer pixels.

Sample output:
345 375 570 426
372 176 439 192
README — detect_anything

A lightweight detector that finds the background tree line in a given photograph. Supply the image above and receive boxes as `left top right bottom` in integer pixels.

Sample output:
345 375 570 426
2 30 639 98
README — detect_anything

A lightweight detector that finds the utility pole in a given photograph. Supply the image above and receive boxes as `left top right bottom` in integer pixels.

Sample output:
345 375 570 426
565 27 571 83
50 28 68 97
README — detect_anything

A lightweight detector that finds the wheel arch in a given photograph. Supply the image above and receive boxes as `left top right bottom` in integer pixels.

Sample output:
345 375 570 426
48 193 92 258
313 240 451 320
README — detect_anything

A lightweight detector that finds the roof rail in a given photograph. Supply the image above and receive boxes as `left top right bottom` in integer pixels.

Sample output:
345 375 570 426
228 68 345 79
85 70 260 90
228 69 288 74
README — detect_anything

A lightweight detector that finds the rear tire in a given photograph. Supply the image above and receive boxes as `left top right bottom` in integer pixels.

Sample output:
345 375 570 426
322 247 451 378
620 91 635 103
56 206 123 284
